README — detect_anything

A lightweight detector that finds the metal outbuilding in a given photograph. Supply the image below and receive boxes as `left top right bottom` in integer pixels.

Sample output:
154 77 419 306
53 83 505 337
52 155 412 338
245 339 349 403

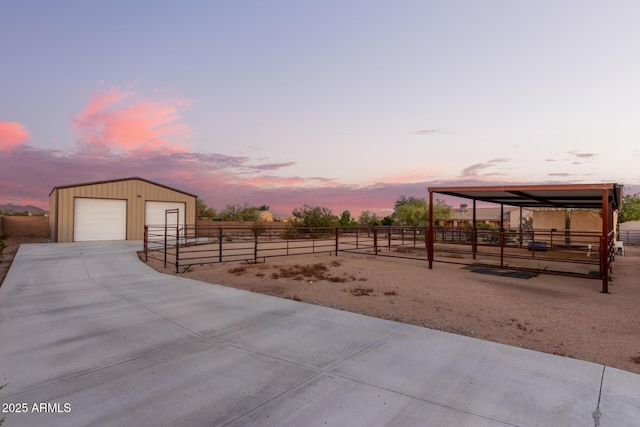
49 177 197 242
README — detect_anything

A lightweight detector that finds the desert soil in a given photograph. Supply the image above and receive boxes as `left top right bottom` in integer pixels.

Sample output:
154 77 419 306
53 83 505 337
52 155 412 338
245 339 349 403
143 245 640 374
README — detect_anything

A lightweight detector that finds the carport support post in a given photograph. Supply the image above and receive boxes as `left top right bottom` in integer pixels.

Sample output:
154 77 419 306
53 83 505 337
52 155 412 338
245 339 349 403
601 189 609 293
428 191 434 269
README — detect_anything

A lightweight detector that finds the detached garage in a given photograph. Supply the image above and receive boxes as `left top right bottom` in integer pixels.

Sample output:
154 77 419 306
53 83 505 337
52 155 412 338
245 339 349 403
49 177 197 242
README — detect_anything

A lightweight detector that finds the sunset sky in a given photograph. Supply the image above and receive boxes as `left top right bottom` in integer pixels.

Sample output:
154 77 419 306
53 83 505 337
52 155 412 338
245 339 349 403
2 1 639 217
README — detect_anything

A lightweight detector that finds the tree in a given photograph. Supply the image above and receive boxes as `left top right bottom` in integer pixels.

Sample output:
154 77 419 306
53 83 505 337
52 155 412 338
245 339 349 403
394 196 428 225
291 205 337 228
219 204 259 221
392 195 452 226
338 210 357 226
380 216 394 226
358 211 380 226
431 199 453 225
619 194 640 223
197 198 217 219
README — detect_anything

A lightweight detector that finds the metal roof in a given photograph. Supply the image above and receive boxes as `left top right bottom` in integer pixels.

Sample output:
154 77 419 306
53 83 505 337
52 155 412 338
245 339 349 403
49 177 198 198
429 183 622 210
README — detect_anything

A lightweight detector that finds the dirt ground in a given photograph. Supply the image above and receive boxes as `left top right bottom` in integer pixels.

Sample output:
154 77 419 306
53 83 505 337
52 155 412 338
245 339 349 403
143 245 640 375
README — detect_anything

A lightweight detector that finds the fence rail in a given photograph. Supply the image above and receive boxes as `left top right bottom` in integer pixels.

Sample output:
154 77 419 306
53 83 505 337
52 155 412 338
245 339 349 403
618 230 640 245
144 225 617 280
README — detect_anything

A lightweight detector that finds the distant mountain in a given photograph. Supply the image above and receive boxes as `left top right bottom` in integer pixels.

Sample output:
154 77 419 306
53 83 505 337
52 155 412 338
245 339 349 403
0 204 48 214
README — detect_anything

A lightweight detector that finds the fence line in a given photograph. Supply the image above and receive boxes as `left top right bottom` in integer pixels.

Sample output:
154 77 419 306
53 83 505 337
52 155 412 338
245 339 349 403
144 225 614 281
618 230 640 245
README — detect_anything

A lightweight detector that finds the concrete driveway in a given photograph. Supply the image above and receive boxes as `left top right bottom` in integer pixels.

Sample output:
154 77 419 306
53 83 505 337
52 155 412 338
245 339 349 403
1 242 638 426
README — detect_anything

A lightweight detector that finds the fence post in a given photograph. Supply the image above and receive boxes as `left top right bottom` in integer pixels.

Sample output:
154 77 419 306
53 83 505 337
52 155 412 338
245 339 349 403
335 227 339 255
175 226 180 273
254 227 258 263
601 234 609 293
388 227 391 250
218 227 223 263
356 226 359 249
164 223 168 268
500 228 504 268
373 227 378 255
144 225 148 262
424 227 428 254
531 230 536 257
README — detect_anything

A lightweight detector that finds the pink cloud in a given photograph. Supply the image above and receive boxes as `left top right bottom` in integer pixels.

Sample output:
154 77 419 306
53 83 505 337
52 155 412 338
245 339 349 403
4 88 599 217
0 180 25 189
1 140 594 218
0 120 30 150
73 87 191 153
244 176 309 187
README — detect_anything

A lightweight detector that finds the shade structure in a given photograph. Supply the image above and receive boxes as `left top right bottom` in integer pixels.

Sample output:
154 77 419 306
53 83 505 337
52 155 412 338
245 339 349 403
427 183 623 293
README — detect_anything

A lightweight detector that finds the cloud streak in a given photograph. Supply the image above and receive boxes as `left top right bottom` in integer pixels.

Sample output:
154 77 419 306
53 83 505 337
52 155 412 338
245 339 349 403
459 158 509 178
567 151 598 161
416 129 445 135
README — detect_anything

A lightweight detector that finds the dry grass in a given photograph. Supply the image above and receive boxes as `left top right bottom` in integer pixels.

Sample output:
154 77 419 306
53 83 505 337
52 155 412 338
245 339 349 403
264 263 362 283
349 287 374 296
228 266 247 275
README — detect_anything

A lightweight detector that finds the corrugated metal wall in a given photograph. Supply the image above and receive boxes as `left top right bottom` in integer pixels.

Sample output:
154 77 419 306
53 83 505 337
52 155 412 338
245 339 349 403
49 190 57 241
50 179 196 242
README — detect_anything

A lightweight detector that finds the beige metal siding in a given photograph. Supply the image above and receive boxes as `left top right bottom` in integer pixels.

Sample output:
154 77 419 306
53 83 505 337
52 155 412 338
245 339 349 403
51 179 196 242
49 190 58 241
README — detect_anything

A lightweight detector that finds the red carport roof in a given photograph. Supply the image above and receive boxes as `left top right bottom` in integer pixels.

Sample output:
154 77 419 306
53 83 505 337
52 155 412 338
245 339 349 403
428 183 622 210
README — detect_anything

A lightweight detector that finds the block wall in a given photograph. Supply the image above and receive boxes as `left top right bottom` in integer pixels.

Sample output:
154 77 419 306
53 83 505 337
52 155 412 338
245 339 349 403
0 216 50 238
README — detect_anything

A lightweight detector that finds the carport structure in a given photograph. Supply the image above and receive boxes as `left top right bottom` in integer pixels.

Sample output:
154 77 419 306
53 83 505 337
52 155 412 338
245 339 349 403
427 183 623 293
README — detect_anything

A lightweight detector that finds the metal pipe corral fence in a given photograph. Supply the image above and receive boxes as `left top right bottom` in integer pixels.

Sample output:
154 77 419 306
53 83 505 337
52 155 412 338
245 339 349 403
143 224 616 283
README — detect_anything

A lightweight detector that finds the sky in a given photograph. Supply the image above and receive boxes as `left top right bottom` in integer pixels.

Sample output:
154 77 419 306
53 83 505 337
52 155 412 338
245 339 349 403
2 1 639 218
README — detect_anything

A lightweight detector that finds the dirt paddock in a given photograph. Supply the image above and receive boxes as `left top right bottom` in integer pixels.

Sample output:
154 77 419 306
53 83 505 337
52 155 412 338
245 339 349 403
144 244 640 374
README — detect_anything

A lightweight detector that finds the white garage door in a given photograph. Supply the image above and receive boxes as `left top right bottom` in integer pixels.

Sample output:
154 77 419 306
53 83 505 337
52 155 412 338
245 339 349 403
74 198 127 241
145 201 185 227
